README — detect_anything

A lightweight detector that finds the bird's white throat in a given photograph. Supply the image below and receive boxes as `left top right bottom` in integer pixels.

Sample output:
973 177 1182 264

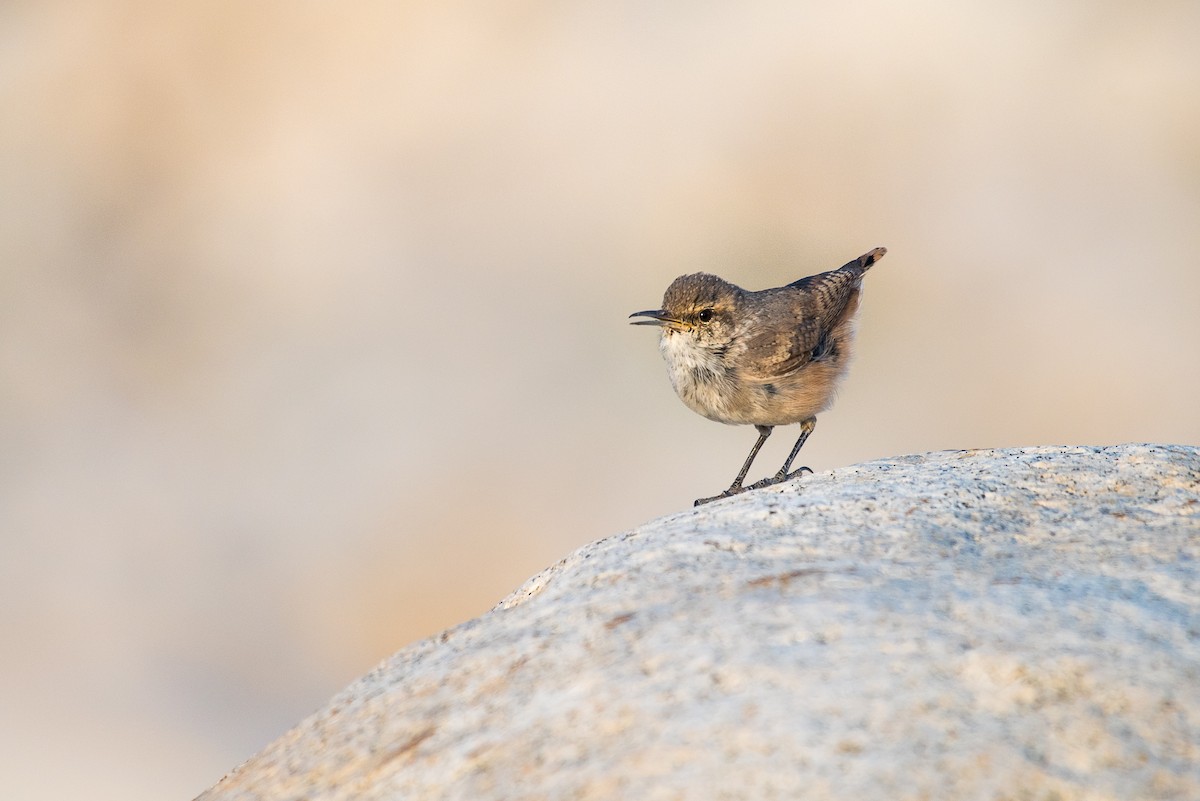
658 330 739 424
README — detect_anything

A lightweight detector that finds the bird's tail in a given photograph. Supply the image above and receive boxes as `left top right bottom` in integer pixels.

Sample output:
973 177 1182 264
784 246 887 292
845 247 886 273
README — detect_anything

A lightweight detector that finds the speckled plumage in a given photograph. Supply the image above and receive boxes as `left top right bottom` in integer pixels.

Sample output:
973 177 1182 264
631 247 886 504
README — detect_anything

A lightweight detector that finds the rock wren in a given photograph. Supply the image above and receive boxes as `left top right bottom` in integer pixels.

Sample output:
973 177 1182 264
630 247 886 505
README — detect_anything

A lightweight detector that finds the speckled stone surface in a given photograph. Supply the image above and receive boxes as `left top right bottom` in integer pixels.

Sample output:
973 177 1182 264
198 444 1200 801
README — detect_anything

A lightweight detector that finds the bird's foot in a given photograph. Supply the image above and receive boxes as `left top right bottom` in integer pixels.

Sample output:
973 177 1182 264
750 466 812 490
693 484 749 506
694 467 813 506
780 465 813 482
745 475 781 491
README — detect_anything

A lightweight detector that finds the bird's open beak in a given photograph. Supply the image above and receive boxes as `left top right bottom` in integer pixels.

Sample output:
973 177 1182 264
629 309 682 327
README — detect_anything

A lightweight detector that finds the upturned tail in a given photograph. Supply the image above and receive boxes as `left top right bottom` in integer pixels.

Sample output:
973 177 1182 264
784 246 887 293
846 246 886 273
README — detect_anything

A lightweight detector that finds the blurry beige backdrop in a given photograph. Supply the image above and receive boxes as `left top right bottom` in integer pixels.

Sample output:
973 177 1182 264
2 2 1198 799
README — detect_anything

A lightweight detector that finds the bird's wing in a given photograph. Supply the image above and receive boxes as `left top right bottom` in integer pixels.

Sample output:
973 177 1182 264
735 316 823 380
735 269 862 381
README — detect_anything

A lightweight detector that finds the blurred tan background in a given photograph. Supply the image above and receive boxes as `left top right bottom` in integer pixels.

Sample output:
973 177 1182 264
2 2 1198 799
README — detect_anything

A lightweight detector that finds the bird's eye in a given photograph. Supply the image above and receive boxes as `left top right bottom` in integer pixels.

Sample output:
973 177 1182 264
698 308 714 323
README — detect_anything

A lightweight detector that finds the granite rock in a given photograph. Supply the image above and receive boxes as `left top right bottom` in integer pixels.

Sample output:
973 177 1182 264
198 444 1200 800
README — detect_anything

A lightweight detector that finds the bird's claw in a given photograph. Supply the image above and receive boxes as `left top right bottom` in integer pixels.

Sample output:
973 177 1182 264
694 466 813 505
782 465 813 481
694 484 750 506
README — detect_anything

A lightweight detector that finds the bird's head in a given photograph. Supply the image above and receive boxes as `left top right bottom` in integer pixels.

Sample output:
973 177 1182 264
629 273 742 351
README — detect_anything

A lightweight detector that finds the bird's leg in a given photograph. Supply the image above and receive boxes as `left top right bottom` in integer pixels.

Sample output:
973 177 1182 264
771 417 817 484
694 425 772 506
729 424 773 490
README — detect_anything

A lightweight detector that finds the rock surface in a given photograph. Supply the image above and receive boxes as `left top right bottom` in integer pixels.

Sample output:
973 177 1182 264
198 444 1200 800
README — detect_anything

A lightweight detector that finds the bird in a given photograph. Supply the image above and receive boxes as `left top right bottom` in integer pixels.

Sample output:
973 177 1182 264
630 246 886 505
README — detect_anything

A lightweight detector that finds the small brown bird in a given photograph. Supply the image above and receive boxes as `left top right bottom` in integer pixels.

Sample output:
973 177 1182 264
630 247 886 505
